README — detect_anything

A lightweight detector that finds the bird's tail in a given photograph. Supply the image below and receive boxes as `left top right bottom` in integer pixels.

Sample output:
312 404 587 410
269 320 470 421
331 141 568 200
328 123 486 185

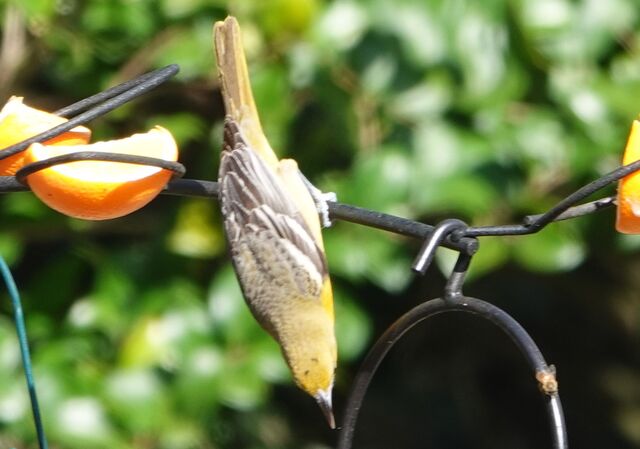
214 16 278 168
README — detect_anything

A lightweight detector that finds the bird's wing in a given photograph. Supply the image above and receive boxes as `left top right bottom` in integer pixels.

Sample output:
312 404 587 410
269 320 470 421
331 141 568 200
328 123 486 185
220 119 328 301
214 16 326 249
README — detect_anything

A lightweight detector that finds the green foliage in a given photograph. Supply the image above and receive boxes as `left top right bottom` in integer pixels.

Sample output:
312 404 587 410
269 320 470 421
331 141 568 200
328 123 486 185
0 0 639 448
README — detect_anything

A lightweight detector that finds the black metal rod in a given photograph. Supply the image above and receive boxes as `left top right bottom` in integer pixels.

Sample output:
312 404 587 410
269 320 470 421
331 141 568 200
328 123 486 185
162 179 479 254
0 168 621 254
462 223 534 237
53 67 173 117
443 252 472 301
523 196 615 225
0 64 179 161
328 203 478 254
0 176 27 192
464 161 639 238
526 160 638 230
164 178 220 197
336 296 567 449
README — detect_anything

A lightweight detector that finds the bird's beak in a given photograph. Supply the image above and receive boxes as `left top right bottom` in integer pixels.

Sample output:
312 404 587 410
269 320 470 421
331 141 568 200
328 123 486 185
315 388 336 429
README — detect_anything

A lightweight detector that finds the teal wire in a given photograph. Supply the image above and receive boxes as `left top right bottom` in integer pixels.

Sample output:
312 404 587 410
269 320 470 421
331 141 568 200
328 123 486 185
0 256 48 449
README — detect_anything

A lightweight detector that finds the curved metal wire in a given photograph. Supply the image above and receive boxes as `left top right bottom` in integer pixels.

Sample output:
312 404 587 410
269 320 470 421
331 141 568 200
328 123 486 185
15 152 186 184
460 162 633 237
335 296 566 449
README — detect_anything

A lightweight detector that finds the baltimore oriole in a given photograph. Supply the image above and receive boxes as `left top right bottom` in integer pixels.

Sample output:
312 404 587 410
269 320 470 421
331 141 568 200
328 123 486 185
214 16 337 428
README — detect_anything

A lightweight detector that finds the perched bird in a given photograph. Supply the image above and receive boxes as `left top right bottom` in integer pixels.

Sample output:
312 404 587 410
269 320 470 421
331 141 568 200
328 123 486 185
214 16 337 428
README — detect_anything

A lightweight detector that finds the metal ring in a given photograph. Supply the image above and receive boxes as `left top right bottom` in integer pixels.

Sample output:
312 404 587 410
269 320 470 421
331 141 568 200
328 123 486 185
336 296 567 449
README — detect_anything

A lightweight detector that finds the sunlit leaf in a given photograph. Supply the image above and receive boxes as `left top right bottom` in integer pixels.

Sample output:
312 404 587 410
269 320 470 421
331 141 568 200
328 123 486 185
167 199 224 259
513 224 586 272
52 397 119 449
0 232 23 266
334 289 372 361
207 266 266 343
104 368 169 433
216 357 269 410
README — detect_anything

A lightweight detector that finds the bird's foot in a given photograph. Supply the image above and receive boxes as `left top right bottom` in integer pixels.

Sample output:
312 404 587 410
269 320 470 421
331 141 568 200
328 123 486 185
299 172 336 228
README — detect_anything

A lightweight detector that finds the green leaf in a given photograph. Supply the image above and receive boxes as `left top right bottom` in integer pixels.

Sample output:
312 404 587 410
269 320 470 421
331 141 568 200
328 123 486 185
313 1 368 53
145 113 207 147
334 289 372 361
153 21 216 80
160 0 217 19
118 315 174 368
19 0 57 22
52 397 119 449
388 73 453 122
371 1 445 67
104 368 169 433
207 266 266 344
413 174 498 218
251 62 294 153
167 199 224 259
513 224 586 272
325 225 411 291
3 192 51 220
340 145 412 214
216 357 269 410
0 232 23 266
257 0 320 38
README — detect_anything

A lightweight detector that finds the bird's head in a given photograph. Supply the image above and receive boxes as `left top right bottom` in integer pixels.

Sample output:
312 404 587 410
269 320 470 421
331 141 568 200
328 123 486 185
290 346 336 428
279 306 337 428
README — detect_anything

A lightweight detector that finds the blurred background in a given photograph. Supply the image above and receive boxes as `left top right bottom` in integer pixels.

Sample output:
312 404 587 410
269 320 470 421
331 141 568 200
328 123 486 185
0 0 639 447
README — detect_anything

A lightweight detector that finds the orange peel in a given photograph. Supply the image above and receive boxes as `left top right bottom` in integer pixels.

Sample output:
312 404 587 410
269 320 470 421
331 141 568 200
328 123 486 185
0 96 90 175
617 119 640 234
23 126 178 220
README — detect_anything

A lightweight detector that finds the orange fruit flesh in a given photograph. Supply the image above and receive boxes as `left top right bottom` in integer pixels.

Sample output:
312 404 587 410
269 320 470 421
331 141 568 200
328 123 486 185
0 96 91 175
616 119 640 233
24 126 178 220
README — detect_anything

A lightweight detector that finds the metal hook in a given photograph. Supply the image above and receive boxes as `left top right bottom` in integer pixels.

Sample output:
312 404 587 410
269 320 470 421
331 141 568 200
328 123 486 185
412 219 471 275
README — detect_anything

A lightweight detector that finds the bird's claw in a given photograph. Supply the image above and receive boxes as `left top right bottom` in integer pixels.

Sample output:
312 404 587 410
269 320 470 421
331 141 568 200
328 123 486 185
315 190 336 228
299 172 336 228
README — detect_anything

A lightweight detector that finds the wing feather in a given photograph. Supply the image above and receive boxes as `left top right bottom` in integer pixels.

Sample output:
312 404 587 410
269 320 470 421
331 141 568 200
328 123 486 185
220 118 328 301
222 120 297 216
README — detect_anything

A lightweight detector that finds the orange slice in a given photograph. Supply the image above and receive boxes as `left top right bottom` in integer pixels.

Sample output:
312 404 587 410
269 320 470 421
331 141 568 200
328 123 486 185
23 126 178 220
0 96 91 175
617 119 640 233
